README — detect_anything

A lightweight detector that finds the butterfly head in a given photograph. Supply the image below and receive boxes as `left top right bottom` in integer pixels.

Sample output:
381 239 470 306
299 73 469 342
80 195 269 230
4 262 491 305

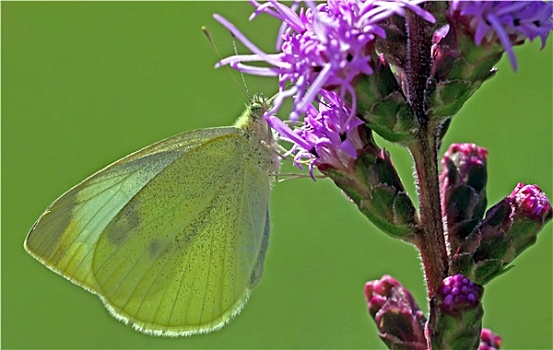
234 94 280 176
235 93 273 134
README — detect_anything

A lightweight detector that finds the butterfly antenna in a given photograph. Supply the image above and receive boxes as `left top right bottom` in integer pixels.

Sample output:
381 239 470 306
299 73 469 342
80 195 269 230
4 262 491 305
232 36 251 99
271 173 327 182
202 26 249 98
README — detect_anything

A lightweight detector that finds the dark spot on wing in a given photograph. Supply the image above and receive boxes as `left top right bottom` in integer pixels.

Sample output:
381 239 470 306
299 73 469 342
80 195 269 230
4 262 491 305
105 228 130 247
125 207 141 229
149 239 172 259
105 205 141 246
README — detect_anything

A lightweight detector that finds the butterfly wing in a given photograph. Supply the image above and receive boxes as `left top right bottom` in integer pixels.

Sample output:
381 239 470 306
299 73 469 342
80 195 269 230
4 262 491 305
25 127 272 335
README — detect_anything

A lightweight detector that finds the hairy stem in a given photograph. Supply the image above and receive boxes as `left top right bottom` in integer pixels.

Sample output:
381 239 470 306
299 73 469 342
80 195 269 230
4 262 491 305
405 6 448 298
410 130 449 298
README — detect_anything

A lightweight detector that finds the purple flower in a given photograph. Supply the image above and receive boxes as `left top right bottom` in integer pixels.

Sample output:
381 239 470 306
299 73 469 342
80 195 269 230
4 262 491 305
268 90 365 173
215 0 435 168
449 1 553 70
217 0 434 118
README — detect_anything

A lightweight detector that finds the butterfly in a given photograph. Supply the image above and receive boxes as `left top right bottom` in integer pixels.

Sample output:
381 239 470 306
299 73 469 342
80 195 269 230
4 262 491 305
24 94 280 336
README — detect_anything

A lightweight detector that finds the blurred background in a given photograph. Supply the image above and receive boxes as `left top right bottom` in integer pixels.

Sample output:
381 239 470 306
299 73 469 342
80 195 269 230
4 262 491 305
2 2 551 349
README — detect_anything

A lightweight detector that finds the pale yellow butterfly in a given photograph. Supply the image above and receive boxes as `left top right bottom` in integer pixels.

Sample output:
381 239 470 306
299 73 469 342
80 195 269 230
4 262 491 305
24 94 280 336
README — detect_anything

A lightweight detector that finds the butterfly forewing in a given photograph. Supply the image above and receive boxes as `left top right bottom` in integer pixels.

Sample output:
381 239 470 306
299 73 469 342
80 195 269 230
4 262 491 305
25 127 238 286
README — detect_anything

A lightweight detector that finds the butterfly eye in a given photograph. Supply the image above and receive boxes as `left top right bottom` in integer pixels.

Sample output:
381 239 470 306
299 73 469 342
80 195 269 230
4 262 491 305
250 105 264 119
249 93 272 120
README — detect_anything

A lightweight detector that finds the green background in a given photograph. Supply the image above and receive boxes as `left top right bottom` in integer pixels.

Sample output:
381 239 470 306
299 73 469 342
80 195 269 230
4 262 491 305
2 2 551 349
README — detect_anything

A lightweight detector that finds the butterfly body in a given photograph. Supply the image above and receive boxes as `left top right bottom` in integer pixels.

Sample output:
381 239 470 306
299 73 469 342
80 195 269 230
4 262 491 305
25 95 279 336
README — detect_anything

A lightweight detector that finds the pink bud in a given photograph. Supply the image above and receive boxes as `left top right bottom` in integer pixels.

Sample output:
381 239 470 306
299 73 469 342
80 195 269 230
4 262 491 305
509 183 552 221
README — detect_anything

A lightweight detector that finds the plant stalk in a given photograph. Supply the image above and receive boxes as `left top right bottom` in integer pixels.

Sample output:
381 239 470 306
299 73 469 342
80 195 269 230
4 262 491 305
404 6 448 298
410 130 449 298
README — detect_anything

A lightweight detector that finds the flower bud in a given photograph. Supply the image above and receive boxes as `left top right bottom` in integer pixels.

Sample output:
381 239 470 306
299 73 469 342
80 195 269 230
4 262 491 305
364 275 427 349
451 183 552 284
440 143 488 252
479 328 502 350
427 274 484 350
